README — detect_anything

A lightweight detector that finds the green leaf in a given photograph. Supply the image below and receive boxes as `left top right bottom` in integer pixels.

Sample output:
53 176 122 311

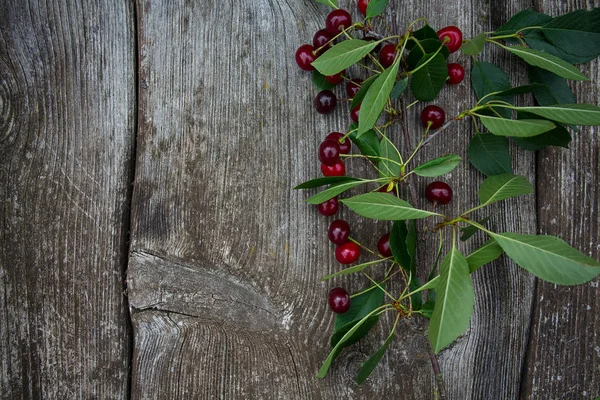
460 217 490 241
356 331 395 384
349 126 380 159
471 61 512 118
478 115 555 137
351 76 377 109
406 220 417 272
306 180 369 204
359 62 400 135
413 154 462 177
523 30 593 65
494 9 552 37
312 70 335 90
511 124 571 151
429 246 474 353
419 300 435 319
406 24 439 50
490 233 600 285
478 173 533 206
321 258 387 281
511 104 600 126
333 287 385 334
528 66 575 106
410 53 447 101
480 83 546 101
378 137 402 178
314 0 338 9
313 40 380 76
390 78 408 99
461 32 486 55
294 176 359 189
406 39 449 69
342 192 441 220
466 239 503 273
468 133 512 176
366 0 389 18
390 220 412 274
504 46 588 81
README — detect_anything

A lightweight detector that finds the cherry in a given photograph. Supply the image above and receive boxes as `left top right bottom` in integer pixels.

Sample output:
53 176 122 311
295 44 316 71
379 43 397 68
325 132 351 154
314 90 337 114
325 70 345 85
318 197 339 216
325 9 352 34
378 185 399 196
321 160 346 176
447 63 465 85
313 29 334 55
358 0 370 16
335 241 361 264
421 105 446 129
328 287 351 313
346 79 362 98
437 26 463 54
377 233 392 257
425 181 453 205
328 219 350 245
351 104 360 124
319 139 340 166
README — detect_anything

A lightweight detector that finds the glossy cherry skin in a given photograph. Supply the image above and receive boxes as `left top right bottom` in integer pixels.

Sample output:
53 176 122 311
328 219 350 245
328 287 351 313
351 104 360 124
377 233 392 257
335 241 361 264
321 160 346 176
358 0 370 16
346 79 362 98
379 43 397 68
295 44 316 71
314 90 337 114
318 197 339 216
420 105 446 129
437 26 463 53
325 132 351 154
425 181 453 205
313 29 334 55
318 139 340 166
326 9 352 34
447 63 465 84
325 70 345 85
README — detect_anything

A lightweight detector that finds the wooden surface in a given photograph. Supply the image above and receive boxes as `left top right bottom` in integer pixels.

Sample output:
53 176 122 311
1 0 599 399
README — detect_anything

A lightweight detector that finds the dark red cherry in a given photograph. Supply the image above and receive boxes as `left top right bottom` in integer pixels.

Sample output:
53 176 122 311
335 241 361 264
328 287 351 313
325 70 345 85
425 181 453 205
314 90 337 114
319 139 340 166
379 43 397 68
318 197 339 216
313 29 334 55
295 44 316 71
325 132 351 154
326 9 352 34
321 160 346 176
420 105 446 129
358 0 370 16
328 219 350 245
437 26 463 54
351 104 360 124
346 79 362 98
377 233 392 257
447 63 465 85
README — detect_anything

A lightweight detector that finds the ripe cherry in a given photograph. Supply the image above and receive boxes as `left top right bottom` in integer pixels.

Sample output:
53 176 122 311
351 104 360 123
295 44 316 71
447 63 465 85
326 9 352 34
314 90 337 114
318 197 339 216
437 26 463 54
421 105 446 129
377 233 392 257
358 0 370 16
328 219 350 245
425 181 453 205
346 79 362 98
335 241 361 264
318 139 340 166
321 160 346 176
379 43 397 68
325 132 351 154
325 70 345 85
328 287 351 313
313 29 334 55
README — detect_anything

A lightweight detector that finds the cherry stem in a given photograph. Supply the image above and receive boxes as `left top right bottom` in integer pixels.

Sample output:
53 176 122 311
401 98 419 207
362 271 396 302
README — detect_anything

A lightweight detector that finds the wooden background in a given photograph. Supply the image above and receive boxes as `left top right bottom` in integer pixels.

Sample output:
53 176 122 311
1 0 598 398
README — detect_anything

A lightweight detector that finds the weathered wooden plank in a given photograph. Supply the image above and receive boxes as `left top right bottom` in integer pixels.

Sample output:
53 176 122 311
0 1 135 398
521 1 600 398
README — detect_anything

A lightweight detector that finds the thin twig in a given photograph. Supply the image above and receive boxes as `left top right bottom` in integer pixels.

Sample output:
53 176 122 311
421 119 457 146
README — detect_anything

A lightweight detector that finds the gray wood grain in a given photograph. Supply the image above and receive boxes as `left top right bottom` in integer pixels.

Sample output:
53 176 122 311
0 1 135 398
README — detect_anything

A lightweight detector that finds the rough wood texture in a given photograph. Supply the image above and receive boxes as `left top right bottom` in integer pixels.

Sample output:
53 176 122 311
0 1 135 398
